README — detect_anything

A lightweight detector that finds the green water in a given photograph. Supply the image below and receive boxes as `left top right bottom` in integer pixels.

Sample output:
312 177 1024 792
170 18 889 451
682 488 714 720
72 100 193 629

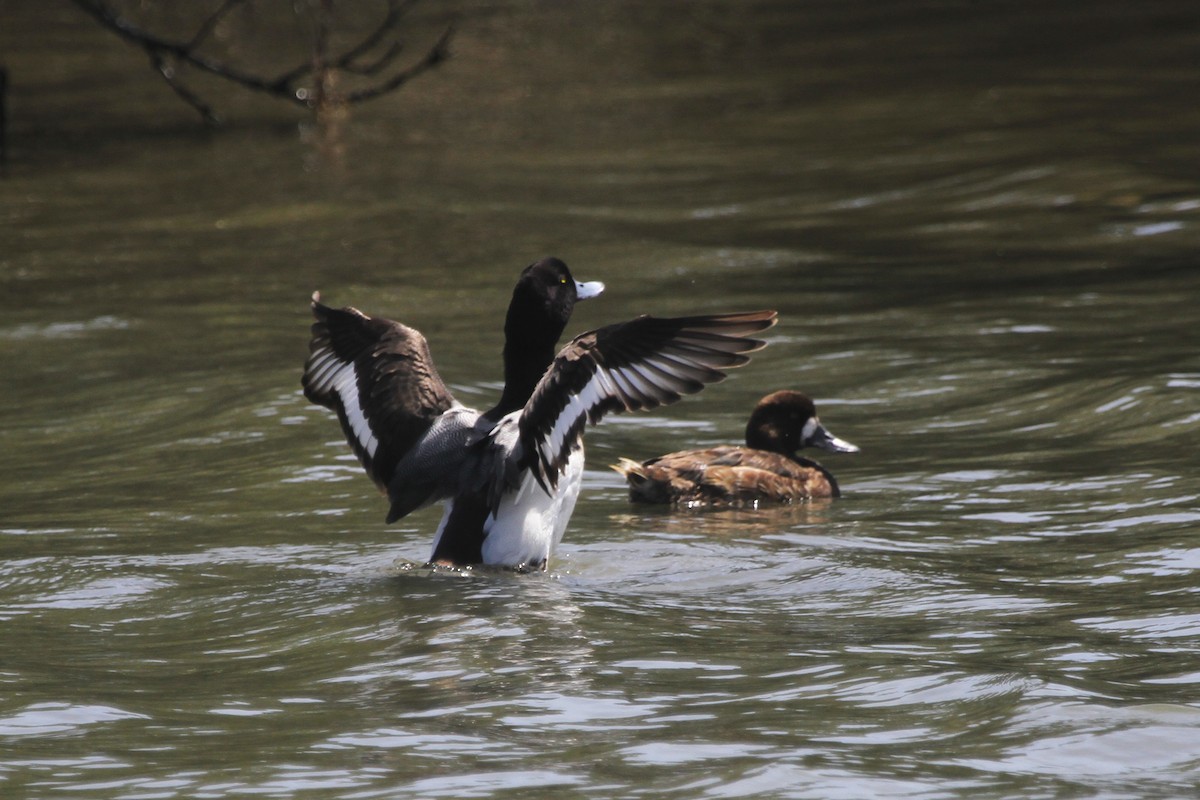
2 1 1199 797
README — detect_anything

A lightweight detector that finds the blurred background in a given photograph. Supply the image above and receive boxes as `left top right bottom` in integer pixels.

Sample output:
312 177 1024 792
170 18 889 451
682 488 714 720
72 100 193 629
2 2 1199 798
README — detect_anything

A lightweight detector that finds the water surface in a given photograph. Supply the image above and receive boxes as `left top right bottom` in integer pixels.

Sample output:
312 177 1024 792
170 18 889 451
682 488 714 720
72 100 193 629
2 1 1199 797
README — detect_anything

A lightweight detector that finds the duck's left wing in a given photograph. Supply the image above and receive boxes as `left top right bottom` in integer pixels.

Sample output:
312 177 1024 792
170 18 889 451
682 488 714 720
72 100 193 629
517 311 777 493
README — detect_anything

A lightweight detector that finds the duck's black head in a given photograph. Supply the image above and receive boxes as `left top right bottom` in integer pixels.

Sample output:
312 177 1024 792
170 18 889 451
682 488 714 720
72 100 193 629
492 257 604 418
504 257 604 348
744 390 858 456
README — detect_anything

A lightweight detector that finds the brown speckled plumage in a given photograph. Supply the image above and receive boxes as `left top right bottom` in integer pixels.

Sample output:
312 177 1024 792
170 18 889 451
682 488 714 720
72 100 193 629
612 391 857 507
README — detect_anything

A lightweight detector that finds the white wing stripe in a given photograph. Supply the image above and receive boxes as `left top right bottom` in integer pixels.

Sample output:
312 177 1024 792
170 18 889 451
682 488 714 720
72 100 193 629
322 356 379 458
612 363 660 404
643 357 707 393
518 310 775 490
543 393 581 469
650 352 723 382
626 361 678 395
606 366 643 405
544 388 586 466
540 370 612 471
647 354 706 382
594 368 624 419
594 367 620 400
307 353 340 389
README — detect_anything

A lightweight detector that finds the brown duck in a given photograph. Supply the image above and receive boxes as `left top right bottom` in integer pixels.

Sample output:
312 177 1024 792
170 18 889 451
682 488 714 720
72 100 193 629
611 390 858 507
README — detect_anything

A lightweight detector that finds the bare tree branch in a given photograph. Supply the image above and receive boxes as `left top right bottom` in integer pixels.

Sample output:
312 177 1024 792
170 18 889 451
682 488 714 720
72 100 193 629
341 40 406 77
68 0 454 124
344 22 454 104
186 0 251 51
151 51 222 125
333 0 414 70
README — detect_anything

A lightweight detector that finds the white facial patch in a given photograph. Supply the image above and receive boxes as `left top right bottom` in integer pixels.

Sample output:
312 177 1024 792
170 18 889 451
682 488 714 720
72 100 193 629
801 417 819 444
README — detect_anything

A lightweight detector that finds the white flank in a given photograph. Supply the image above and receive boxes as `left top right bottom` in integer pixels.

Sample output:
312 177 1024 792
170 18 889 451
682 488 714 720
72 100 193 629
427 500 456 561
483 447 585 567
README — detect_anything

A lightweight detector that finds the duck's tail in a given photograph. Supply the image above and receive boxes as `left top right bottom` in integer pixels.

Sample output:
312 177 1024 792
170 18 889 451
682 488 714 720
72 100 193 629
610 457 648 484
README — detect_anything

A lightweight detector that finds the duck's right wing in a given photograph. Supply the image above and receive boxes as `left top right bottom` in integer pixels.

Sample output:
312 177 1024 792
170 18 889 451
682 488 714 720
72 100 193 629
302 293 459 497
517 310 778 494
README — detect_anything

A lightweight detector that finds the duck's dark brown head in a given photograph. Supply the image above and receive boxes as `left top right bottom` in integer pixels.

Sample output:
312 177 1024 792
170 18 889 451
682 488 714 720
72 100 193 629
744 390 858 457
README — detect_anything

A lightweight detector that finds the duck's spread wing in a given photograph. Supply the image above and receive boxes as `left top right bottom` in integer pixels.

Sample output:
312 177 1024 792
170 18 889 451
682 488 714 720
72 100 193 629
518 311 777 493
302 293 458 492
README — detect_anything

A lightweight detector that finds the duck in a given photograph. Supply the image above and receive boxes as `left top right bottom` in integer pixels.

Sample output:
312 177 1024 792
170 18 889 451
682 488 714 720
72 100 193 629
611 390 858 507
301 257 776 570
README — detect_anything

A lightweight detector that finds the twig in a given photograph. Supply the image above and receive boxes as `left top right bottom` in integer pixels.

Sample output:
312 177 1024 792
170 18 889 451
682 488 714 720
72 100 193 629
341 41 405 77
70 0 289 89
332 0 412 70
151 52 222 126
187 0 251 51
344 22 453 104
68 0 454 122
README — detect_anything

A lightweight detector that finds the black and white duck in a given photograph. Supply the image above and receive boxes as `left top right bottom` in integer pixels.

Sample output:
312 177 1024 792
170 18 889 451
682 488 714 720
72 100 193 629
302 257 776 569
